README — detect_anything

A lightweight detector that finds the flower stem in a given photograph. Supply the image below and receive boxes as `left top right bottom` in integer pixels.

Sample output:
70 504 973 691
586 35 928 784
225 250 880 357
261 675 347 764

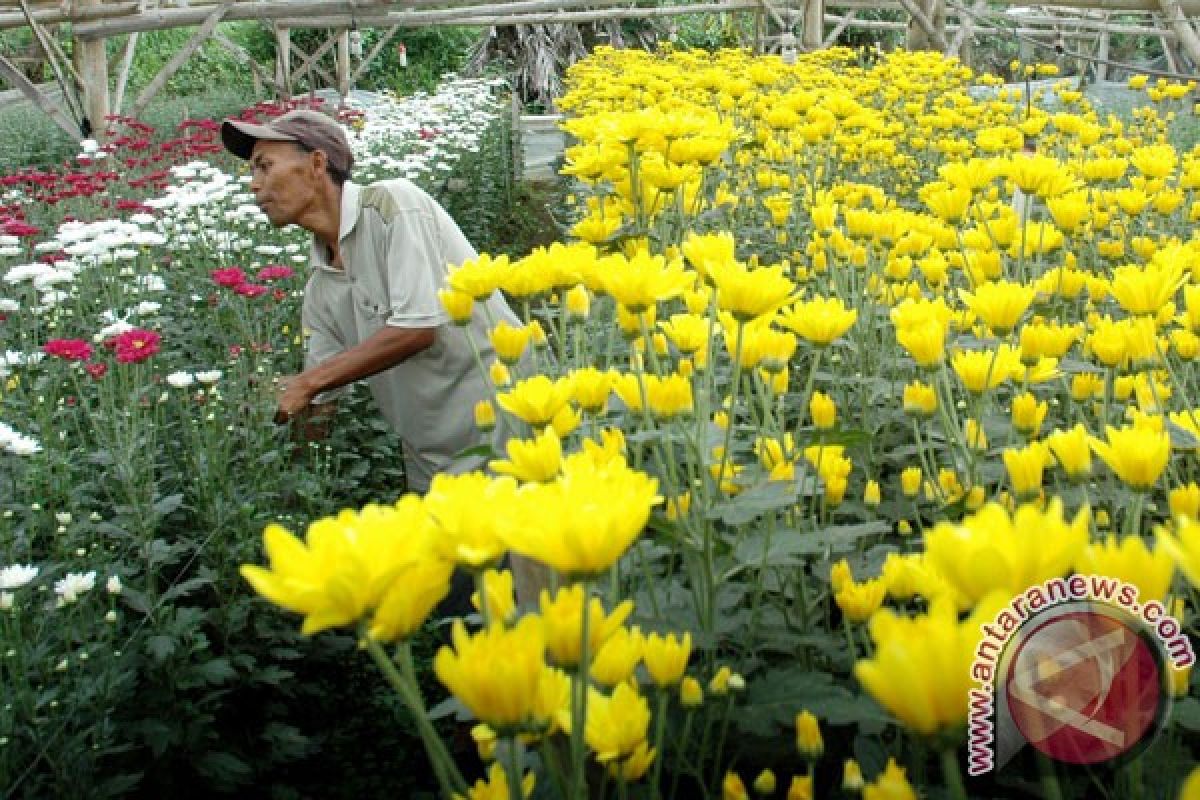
365 637 467 796
649 688 669 799
939 746 968 800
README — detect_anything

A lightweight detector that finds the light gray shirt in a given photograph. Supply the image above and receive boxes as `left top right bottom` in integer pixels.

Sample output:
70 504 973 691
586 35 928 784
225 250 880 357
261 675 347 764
302 179 518 491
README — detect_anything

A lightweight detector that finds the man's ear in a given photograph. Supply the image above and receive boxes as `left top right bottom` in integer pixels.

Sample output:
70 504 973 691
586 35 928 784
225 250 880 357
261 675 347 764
309 148 329 179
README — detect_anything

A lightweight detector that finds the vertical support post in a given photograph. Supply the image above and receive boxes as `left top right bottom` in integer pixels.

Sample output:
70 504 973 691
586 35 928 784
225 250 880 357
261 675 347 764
74 0 109 138
275 25 292 99
1096 27 1111 81
803 0 824 49
510 90 522 184
336 28 351 99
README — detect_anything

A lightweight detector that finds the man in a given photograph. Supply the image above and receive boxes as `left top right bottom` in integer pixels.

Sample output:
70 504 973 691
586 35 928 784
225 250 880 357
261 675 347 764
220 108 518 494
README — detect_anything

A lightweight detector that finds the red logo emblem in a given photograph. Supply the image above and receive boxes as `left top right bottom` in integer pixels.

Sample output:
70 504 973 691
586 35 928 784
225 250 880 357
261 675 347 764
1005 609 1164 765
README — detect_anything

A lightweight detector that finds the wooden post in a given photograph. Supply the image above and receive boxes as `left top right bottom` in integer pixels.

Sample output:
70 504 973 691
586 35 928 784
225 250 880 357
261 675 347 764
336 28 351 98
1096 26 1111 80
804 0 825 48
74 0 109 137
275 25 292 98
1157 0 1200 68
112 33 139 116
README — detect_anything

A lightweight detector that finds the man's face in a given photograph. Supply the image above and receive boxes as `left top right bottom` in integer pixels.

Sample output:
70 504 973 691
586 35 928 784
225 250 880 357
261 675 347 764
249 140 322 227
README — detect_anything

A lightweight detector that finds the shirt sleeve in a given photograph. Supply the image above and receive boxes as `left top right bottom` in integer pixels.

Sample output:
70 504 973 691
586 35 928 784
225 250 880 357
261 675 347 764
383 209 451 329
302 293 349 404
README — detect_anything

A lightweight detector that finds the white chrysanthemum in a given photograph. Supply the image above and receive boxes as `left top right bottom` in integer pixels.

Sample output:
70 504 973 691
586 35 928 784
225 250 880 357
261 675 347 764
195 370 222 384
7 435 42 455
96 320 134 340
106 575 122 595
134 301 162 315
0 564 38 590
165 371 194 389
54 570 96 604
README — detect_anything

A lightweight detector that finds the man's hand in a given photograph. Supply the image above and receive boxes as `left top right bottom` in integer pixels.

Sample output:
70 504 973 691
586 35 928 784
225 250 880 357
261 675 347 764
275 373 316 424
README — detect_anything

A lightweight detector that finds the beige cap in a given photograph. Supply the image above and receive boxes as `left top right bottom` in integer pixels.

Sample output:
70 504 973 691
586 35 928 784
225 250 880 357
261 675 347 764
221 109 354 175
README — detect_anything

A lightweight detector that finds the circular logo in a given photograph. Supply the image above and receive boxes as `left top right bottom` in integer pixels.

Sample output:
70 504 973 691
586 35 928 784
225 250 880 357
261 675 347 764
1004 607 1165 766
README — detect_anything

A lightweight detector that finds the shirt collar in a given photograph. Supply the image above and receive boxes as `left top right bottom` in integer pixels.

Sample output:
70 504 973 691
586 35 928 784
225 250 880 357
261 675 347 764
309 181 360 273
338 180 361 241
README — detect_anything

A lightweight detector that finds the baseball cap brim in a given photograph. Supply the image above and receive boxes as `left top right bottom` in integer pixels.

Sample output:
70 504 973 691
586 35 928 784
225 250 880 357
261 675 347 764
221 119 300 160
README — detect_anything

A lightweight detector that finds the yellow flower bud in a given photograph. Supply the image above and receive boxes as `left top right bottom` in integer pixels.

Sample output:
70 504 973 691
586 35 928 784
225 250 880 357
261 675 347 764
753 769 776 794
490 360 511 387
1170 483 1200 518
680 676 704 707
901 466 922 498
902 381 938 416
864 479 882 507
786 775 813 800
795 710 824 759
842 759 865 790
723 772 749 800
566 284 591 319
474 400 496 432
438 288 475 325
810 391 837 430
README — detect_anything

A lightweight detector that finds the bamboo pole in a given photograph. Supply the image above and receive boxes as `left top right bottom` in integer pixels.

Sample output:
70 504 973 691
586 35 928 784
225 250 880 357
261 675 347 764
72 0 107 137
212 29 283 97
804 0 826 48
68 0 1200 37
1156 0 1200 68
74 0 629 37
0 52 80 137
948 0 987 55
275 25 292 98
111 32 138 115
336 29 350 97
130 5 226 118
283 1 765 28
284 29 336 86
823 8 855 45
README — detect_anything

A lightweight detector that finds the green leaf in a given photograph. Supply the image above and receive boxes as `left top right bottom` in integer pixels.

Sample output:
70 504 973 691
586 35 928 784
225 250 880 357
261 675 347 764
1171 696 1200 732
161 575 215 602
192 657 237 685
1167 419 1200 449
152 493 184 516
739 666 890 737
145 635 176 663
708 480 800 525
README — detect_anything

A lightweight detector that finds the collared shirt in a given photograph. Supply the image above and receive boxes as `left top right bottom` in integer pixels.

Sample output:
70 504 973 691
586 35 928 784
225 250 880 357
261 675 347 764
302 178 519 491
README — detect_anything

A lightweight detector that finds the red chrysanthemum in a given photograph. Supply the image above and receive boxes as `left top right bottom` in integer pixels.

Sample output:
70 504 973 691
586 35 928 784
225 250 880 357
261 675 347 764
43 338 93 361
256 265 294 282
112 328 160 364
233 282 268 298
211 267 247 288
84 362 108 380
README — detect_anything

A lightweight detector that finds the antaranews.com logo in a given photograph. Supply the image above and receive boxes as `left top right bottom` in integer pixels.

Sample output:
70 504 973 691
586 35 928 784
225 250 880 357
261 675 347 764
967 573 1195 776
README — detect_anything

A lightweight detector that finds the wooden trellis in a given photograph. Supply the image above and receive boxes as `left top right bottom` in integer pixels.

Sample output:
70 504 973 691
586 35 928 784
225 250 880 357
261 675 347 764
0 0 1196 141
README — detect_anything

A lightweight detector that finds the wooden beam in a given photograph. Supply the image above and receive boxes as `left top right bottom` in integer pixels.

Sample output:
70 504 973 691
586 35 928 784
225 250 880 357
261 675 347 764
72 0 107 137
1156 0 1200 69
336 29 350 97
288 2 765 28
20 0 86 125
349 24 400 85
130 5 227 118
823 8 856 45
212 30 282 97
0 1 138 32
289 33 338 84
111 32 139 115
899 0 950 49
275 25 291 98
0 53 81 138
947 0 986 55
804 0 826 48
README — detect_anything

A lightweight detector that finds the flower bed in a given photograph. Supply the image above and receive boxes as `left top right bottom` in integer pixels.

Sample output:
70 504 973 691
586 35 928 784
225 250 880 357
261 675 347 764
244 47 1200 798
0 76 511 796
